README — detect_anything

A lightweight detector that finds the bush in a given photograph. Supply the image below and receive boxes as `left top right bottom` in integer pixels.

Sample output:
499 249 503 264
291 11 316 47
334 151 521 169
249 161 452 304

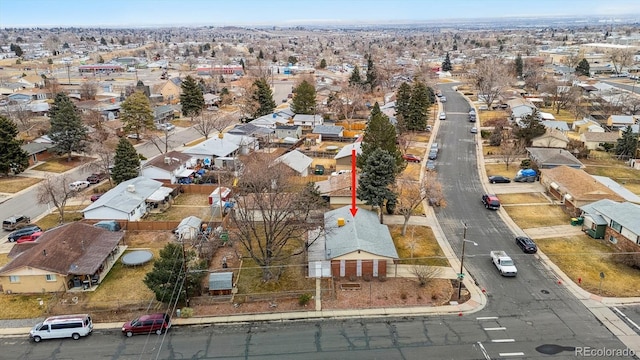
180 307 194 318
298 293 312 306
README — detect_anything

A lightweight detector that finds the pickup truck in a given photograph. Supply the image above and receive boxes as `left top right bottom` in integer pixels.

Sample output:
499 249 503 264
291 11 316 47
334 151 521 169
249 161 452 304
490 251 517 277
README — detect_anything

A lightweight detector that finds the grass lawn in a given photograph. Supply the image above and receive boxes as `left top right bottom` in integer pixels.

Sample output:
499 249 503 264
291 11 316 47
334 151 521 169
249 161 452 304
538 107 576 122
389 224 449 266
0 294 55 319
31 156 93 173
0 253 9 267
536 235 640 297
623 182 640 195
504 205 571 228
403 162 421 181
0 176 42 193
311 158 337 170
498 192 549 205
483 145 502 156
35 211 85 231
583 163 640 181
236 257 315 297
484 163 519 178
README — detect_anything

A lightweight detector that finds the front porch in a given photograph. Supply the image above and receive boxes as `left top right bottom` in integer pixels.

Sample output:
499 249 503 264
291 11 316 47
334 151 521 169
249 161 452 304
67 245 127 292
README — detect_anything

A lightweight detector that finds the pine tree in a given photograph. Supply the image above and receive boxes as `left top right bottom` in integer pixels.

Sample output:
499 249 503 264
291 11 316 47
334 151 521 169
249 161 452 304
395 82 412 133
319 59 327 69
251 78 276 118
357 148 397 224
348 65 362 87
112 137 140 184
441 52 452 72
407 81 429 131
365 57 377 92
0 116 29 175
121 91 154 140
576 59 591 77
291 80 316 114
514 54 523 78
49 93 88 161
357 103 405 173
180 75 205 121
258 49 264 59
615 126 639 158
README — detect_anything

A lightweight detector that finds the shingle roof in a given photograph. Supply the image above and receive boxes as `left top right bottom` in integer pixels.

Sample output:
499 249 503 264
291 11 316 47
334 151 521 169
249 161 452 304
541 166 624 202
312 125 344 135
0 223 123 276
335 141 362 160
324 206 398 259
143 151 192 172
581 131 621 143
580 199 640 235
527 147 584 168
275 150 312 174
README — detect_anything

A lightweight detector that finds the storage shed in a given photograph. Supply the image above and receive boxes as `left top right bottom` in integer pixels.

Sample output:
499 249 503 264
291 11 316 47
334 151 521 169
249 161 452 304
208 272 233 295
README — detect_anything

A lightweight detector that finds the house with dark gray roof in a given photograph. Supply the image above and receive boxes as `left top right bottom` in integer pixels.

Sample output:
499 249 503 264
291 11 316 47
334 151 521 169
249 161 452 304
579 199 640 246
312 125 344 140
0 222 125 293
308 206 398 279
141 151 193 184
526 147 584 169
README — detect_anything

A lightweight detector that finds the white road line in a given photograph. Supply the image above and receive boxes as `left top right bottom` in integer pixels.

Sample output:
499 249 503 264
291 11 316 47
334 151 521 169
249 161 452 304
499 352 525 357
612 307 640 332
483 327 507 331
476 316 499 320
491 339 515 342
476 341 492 360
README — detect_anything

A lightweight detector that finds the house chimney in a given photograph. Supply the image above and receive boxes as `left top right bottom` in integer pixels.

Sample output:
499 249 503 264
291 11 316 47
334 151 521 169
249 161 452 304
42 250 46 257
127 184 136 192
337 218 345 227
164 157 171 164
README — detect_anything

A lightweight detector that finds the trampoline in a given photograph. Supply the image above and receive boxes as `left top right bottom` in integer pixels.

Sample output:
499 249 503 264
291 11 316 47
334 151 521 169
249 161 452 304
121 250 153 266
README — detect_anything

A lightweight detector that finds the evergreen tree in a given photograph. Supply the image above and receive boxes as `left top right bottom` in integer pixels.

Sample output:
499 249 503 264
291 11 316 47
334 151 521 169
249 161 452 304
49 93 88 161
365 57 378 92
112 137 140 184
514 110 546 146
357 148 397 224
615 126 639 158
13 44 23 57
180 75 205 120
348 65 362 87
576 58 591 77
514 54 523 78
121 91 154 140
357 103 404 173
319 58 327 69
144 242 206 304
97 55 104 63
239 58 245 70
406 80 429 131
291 80 316 114
395 82 412 133
258 49 264 59
0 116 29 175
100 37 107 46
441 52 452 72
251 78 276 118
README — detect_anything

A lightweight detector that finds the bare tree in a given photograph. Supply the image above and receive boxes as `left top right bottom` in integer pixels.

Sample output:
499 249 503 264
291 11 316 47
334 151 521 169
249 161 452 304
394 177 431 236
500 139 522 170
542 81 581 115
5 102 35 135
423 171 446 208
80 81 98 100
36 174 74 223
411 265 442 287
195 109 238 139
329 83 365 129
228 155 325 281
89 141 117 186
234 79 260 120
609 48 634 74
83 110 109 142
472 57 512 109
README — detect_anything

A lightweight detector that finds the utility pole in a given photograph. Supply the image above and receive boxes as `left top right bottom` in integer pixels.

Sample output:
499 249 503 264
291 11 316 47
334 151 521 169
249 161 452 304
65 62 71 85
181 240 189 307
458 223 467 300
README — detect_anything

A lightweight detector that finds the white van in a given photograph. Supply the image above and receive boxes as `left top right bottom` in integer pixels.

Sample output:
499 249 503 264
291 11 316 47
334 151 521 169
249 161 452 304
30 314 93 342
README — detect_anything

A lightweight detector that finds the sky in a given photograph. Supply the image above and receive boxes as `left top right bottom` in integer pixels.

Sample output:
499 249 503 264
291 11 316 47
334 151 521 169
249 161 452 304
1 0 640 28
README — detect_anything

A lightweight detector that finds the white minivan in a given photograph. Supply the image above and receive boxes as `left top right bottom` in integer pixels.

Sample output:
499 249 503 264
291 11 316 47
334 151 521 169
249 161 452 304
30 314 93 342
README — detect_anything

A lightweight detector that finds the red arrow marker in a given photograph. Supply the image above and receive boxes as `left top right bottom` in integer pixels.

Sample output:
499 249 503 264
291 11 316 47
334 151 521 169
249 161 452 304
350 148 358 217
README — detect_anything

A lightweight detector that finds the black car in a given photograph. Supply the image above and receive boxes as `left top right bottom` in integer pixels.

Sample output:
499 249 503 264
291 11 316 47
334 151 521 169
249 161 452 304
515 236 538 253
488 175 511 184
8 225 42 242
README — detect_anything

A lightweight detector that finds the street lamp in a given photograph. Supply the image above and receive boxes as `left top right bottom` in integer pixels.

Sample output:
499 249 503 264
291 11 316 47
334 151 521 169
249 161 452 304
458 223 478 300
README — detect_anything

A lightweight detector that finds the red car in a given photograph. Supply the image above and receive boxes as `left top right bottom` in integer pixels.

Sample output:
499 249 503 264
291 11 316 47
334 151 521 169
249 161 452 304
16 231 42 243
402 154 421 163
90 193 104 202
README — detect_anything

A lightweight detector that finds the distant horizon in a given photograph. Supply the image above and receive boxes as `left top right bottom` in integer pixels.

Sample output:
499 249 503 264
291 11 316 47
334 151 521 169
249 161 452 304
1 0 640 28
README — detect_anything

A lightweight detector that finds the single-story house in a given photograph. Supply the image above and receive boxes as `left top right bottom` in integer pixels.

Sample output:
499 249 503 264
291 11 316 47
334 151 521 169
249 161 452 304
312 125 344 140
250 113 289 129
606 115 636 130
315 172 369 208
531 129 569 149
579 199 640 245
82 176 167 221
591 176 640 204
540 120 569 133
274 150 313 176
526 147 584 169
154 105 174 123
0 222 126 294
20 142 54 166
308 206 398 279
227 123 274 139
540 166 624 216
293 114 323 127
208 272 233 295
182 134 257 162
573 118 604 134
580 131 621 150
274 125 302 140
334 139 363 171
141 151 193 184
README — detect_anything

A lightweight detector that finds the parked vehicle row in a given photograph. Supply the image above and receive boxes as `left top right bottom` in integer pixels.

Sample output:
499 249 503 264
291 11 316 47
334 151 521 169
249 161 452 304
2 215 31 231
7 225 42 242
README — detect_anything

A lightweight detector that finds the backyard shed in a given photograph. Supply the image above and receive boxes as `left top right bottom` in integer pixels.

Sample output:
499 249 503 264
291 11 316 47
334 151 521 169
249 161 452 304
208 272 233 295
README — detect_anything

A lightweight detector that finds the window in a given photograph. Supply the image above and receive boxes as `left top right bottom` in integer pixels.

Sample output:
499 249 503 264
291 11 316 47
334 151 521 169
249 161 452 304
45 274 56 282
611 220 622 233
9 275 20 283
609 235 618 244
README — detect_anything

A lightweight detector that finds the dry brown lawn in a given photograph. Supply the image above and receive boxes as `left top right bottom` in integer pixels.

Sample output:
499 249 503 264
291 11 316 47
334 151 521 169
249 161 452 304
536 235 640 297
483 145 503 156
538 107 576 122
623 182 640 195
0 294 55 319
0 253 9 267
31 156 93 173
311 158 337 170
35 211 85 231
479 110 508 126
236 257 315 297
0 176 42 193
389 224 449 266
498 192 549 205
403 162 421 181
503 205 571 228
484 163 520 178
